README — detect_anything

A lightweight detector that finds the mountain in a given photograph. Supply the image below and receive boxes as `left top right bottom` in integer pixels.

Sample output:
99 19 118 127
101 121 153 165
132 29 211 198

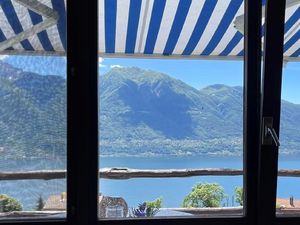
100 67 300 157
0 61 66 159
0 61 299 159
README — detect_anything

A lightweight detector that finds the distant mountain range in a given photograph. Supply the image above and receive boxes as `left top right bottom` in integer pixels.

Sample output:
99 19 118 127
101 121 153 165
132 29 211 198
0 61 299 158
0 61 66 159
100 67 300 157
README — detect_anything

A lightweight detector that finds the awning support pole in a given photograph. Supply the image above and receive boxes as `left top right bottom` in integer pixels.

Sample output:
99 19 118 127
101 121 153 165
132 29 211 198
0 0 59 52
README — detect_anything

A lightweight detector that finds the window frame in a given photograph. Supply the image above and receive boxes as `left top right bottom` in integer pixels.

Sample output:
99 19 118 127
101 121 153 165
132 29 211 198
67 0 99 224
258 0 300 225
96 0 262 225
0 0 99 224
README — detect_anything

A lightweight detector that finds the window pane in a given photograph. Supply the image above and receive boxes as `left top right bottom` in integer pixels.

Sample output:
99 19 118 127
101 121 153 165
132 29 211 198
277 65 300 216
0 0 67 220
98 0 244 219
276 1 300 217
0 55 67 220
277 62 300 217
98 59 245 219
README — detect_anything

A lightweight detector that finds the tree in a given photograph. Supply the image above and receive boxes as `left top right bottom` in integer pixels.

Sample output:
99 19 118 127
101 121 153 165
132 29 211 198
131 197 162 217
0 194 22 212
35 195 45 211
145 197 162 216
182 183 225 208
234 186 244 206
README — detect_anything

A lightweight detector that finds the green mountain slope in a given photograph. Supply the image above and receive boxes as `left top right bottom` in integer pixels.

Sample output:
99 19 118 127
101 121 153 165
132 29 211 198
99 67 243 156
0 61 66 159
1 62 299 158
100 67 300 157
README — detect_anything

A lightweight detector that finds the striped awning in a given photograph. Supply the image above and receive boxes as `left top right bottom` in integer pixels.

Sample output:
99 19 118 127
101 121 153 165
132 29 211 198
0 0 66 55
99 0 300 61
0 0 299 61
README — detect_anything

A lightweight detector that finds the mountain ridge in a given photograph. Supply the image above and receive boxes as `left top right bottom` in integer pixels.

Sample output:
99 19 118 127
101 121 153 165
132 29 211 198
0 60 66 159
100 67 300 157
0 62 299 158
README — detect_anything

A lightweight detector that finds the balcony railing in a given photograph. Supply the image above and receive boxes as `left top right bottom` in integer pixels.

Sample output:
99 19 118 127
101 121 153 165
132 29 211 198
1 168 300 180
1 168 300 219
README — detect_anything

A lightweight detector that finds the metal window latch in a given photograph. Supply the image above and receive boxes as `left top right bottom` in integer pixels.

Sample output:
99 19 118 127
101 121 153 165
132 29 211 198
262 117 280 146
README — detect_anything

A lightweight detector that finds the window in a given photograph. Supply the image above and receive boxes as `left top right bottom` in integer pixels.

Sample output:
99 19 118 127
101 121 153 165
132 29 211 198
98 0 247 220
0 57 67 219
276 0 300 217
258 0 300 224
1 0 299 224
98 58 245 219
0 0 67 221
105 206 124 218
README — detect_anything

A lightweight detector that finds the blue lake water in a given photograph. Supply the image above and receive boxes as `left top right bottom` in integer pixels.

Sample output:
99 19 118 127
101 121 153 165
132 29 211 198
0 156 299 210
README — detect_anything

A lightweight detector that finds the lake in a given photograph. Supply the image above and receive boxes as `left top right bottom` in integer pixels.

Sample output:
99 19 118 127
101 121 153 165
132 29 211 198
0 156 299 210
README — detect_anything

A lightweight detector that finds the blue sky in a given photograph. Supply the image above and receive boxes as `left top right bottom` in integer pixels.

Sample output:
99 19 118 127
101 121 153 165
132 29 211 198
1 55 299 103
100 57 300 104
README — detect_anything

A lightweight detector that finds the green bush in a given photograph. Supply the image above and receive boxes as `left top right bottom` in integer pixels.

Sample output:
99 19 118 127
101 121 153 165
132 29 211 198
131 197 162 217
182 183 225 208
145 197 162 209
234 186 244 206
0 194 22 212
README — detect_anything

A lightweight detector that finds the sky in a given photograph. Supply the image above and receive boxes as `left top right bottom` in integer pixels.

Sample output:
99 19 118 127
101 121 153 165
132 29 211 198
99 57 300 104
0 55 299 103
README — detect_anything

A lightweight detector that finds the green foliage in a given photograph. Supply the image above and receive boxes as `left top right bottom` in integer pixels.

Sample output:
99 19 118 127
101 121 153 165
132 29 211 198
100 67 245 156
131 198 162 217
234 186 244 206
0 194 22 212
99 67 300 157
145 197 162 216
0 61 66 159
35 195 45 211
1 63 300 159
182 183 225 208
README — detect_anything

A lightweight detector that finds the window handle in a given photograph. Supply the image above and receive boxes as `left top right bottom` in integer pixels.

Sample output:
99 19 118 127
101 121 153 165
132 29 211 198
262 117 280 147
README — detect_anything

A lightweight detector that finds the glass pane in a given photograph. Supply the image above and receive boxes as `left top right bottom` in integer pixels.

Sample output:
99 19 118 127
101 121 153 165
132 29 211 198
276 1 300 217
0 0 67 220
0 55 67 220
99 0 244 219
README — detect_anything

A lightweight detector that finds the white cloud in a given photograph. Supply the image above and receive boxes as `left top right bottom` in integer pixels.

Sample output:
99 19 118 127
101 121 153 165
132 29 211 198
98 57 106 68
110 64 123 69
0 55 8 60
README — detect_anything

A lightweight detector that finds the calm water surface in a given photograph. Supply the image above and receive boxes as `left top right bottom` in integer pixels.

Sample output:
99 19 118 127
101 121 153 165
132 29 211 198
0 156 299 210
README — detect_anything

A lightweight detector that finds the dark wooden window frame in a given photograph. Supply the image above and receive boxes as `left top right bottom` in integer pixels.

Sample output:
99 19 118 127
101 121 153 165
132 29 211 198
96 0 262 225
259 0 300 225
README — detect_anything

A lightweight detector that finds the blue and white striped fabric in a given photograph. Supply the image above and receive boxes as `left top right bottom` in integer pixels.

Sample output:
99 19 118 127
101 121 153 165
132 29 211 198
99 0 300 61
0 0 66 55
0 0 299 60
